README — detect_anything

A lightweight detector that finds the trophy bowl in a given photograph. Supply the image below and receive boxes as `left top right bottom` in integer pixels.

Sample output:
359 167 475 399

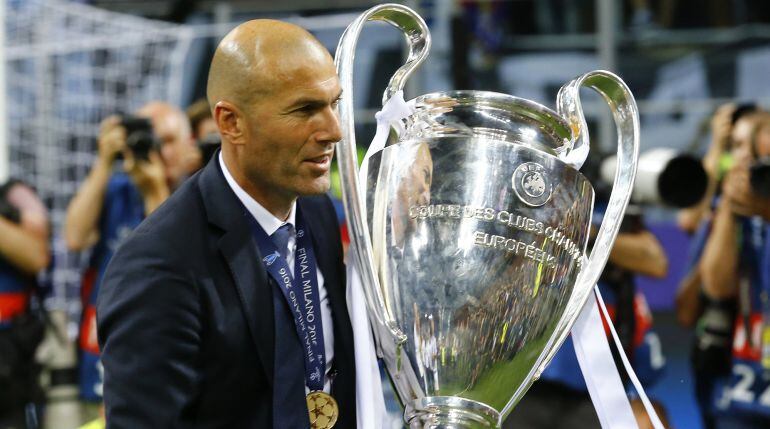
335 5 639 428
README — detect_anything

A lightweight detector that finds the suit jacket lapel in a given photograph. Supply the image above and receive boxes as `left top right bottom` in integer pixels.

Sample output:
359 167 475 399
199 158 274 386
299 200 342 313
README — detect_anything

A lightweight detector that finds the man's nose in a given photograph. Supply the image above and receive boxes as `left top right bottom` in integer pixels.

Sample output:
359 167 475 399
317 106 342 144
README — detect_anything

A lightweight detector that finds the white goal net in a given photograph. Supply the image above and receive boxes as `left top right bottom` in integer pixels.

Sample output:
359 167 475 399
5 0 193 313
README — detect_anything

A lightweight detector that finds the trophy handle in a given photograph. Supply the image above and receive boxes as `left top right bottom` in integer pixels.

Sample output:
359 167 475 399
334 4 430 348
556 72 639 286
509 71 640 410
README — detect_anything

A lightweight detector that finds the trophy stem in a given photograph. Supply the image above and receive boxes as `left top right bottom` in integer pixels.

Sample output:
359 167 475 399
406 397 501 429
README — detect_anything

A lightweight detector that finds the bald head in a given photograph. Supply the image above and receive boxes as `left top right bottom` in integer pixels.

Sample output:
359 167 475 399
206 20 341 217
207 19 334 111
135 101 195 185
137 102 190 138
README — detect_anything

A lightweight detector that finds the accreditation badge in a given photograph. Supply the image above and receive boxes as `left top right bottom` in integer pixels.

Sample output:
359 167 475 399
307 391 338 429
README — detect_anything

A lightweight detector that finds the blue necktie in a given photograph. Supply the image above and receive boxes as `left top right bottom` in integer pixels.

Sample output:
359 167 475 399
271 224 293 264
269 223 308 428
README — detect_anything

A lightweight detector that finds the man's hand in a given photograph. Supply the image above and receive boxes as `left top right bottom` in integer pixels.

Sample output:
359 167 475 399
723 162 770 220
124 151 170 215
98 116 127 165
704 104 736 176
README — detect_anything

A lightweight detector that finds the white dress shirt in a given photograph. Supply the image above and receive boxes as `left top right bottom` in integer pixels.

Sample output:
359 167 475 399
219 153 334 393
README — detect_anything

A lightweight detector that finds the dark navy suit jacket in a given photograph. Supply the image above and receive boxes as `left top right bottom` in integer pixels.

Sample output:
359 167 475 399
96 157 356 428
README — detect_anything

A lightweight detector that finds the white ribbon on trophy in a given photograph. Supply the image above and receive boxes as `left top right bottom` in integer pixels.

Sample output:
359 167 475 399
581 284 668 429
346 90 413 429
347 91 665 429
346 259 387 428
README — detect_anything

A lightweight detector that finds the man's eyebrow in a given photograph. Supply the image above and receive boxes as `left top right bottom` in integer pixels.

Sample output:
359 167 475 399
286 90 343 110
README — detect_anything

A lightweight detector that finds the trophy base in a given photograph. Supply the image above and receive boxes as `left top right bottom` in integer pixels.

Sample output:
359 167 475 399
405 396 500 429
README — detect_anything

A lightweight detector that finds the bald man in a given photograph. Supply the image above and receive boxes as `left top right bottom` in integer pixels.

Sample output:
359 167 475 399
64 101 197 407
96 20 356 429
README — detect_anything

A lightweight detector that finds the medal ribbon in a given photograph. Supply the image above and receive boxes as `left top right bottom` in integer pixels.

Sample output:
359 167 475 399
247 208 327 392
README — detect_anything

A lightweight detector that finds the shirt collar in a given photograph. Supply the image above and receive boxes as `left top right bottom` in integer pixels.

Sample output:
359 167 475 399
219 152 296 236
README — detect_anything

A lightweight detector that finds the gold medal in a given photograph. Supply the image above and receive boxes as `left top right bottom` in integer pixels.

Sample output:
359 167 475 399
306 391 338 429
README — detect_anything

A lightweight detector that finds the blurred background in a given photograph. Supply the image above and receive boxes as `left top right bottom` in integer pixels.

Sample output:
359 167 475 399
2 0 770 428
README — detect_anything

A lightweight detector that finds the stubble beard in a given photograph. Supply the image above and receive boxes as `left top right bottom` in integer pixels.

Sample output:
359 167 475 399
298 171 331 196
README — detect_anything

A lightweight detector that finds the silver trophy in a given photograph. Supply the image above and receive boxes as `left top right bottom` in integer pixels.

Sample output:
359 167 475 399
335 4 639 428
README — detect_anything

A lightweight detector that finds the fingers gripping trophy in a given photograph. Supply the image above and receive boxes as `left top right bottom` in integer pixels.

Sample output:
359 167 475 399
335 4 639 428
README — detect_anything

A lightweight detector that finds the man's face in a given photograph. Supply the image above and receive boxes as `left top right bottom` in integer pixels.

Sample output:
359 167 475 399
142 108 195 185
239 59 342 200
394 143 433 238
731 116 755 165
756 123 770 159
399 143 433 209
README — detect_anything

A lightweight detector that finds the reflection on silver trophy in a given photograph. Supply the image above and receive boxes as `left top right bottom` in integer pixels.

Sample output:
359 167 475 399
335 4 640 428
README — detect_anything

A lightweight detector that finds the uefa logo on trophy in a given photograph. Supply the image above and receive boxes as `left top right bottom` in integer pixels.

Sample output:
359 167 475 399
335 4 640 428
512 162 553 207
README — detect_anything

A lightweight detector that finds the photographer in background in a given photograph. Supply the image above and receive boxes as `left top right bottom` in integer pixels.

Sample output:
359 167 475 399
694 112 770 428
63 101 196 419
186 98 220 168
676 109 770 429
677 105 761 331
0 179 50 429
187 98 217 142
678 103 759 234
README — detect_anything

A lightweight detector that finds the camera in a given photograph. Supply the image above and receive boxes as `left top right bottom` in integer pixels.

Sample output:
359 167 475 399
0 180 21 224
599 149 709 208
716 153 770 198
119 115 159 161
749 157 770 197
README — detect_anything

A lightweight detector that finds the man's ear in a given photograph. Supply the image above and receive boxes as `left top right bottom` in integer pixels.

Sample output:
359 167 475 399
213 101 245 145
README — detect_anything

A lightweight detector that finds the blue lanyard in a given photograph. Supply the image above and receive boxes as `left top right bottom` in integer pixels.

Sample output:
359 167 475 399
246 207 326 391
760 221 770 313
